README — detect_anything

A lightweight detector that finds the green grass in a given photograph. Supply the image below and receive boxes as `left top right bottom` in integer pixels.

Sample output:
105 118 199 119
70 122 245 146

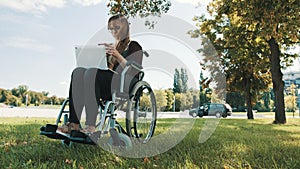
1 118 300 169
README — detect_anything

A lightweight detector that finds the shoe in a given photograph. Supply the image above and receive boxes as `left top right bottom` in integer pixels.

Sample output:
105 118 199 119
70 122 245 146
57 122 79 134
80 125 96 135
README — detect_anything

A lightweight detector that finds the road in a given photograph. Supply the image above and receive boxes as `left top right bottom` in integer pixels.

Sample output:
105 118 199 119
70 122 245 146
0 107 299 119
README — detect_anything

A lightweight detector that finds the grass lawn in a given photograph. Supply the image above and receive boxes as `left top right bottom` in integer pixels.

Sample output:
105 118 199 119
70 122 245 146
0 117 300 169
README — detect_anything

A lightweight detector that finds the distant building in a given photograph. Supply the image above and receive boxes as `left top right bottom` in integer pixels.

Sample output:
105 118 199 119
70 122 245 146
283 71 300 88
283 71 300 105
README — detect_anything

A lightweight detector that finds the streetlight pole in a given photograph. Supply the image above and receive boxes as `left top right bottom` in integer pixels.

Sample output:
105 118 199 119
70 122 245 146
25 94 28 107
173 95 175 112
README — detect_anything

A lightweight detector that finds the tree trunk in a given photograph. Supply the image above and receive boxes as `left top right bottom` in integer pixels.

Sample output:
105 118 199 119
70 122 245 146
244 77 254 119
268 37 286 124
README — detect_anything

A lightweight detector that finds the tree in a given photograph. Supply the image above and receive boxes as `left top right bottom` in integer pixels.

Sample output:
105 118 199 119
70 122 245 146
191 13 270 119
260 89 273 112
174 93 181 111
199 71 212 106
154 90 167 111
285 84 297 112
0 89 11 103
173 68 189 94
190 89 200 109
164 89 174 111
14 85 29 104
11 88 20 97
173 68 182 93
107 0 171 18
107 0 172 30
5 95 21 107
192 0 300 123
226 92 245 112
42 91 49 97
140 94 151 111
180 92 193 111
28 91 44 106
180 68 188 93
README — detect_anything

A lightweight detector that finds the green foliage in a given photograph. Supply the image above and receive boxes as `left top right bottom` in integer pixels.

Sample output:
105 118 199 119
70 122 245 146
0 88 21 106
190 89 200 109
154 90 167 111
199 71 212 106
173 68 189 94
191 0 300 121
107 0 171 18
179 91 193 110
285 84 297 112
0 85 66 106
174 93 181 111
16 85 29 103
164 89 174 111
173 68 182 93
4 95 21 107
285 95 297 112
180 68 188 93
139 94 151 110
0 88 9 102
226 92 245 111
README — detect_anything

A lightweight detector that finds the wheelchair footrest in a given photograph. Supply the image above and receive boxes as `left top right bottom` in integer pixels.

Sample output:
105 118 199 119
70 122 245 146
70 131 101 145
40 124 101 145
40 124 69 140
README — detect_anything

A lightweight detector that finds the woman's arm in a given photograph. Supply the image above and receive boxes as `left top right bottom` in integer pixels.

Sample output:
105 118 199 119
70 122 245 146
101 41 143 68
126 41 143 66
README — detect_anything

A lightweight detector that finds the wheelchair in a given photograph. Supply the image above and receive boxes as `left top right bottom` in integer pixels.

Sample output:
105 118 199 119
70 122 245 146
40 51 157 148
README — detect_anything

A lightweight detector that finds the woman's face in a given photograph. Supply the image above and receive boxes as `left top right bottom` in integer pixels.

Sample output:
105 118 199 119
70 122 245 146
108 19 128 40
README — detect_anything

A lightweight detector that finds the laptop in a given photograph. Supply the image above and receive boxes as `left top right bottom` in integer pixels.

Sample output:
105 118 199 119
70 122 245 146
75 45 108 70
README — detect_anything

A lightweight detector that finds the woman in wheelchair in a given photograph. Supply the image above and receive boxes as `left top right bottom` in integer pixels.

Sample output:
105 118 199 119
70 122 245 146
57 14 143 135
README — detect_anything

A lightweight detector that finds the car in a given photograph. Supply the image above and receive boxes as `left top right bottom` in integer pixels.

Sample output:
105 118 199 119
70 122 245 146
189 103 232 118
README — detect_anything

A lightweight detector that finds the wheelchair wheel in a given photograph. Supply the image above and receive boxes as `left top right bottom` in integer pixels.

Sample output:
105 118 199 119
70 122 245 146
107 133 132 149
126 81 157 144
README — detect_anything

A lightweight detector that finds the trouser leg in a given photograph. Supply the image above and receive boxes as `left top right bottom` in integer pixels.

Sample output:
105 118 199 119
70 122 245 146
84 68 99 126
84 68 113 126
69 67 86 124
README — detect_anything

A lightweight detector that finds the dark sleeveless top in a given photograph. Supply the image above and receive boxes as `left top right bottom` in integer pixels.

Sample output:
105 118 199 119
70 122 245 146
111 40 143 94
112 41 143 73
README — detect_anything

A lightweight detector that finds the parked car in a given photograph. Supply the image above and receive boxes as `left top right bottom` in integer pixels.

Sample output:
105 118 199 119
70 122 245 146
189 103 232 118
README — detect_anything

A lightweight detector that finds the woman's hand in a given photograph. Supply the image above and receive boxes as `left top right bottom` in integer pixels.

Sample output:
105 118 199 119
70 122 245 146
100 43 120 57
98 43 127 68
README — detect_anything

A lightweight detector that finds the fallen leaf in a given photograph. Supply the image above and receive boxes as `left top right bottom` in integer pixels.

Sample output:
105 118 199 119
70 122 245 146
65 159 73 165
143 157 150 164
115 156 121 163
4 146 9 152
153 155 160 160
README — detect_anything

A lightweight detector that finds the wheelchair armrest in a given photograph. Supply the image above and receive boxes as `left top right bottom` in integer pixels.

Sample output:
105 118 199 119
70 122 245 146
120 61 143 93
126 60 143 70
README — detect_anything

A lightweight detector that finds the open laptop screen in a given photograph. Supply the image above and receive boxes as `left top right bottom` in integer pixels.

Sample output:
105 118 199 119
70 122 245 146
75 45 108 69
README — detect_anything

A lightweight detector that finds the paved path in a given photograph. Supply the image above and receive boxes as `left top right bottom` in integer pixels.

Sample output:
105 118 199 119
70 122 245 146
0 107 189 119
0 107 59 118
0 107 299 119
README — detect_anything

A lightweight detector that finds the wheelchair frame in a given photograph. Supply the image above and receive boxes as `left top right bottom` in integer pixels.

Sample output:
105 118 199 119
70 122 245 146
40 51 157 148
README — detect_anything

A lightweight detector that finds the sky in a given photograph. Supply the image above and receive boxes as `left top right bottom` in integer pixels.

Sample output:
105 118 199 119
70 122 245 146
0 0 211 97
0 0 299 98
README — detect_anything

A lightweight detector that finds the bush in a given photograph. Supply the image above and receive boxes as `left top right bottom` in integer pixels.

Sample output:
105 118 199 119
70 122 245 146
5 95 22 107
